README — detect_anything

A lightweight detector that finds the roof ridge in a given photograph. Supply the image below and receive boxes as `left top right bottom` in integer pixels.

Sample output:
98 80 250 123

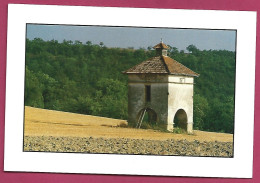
161 56 170 74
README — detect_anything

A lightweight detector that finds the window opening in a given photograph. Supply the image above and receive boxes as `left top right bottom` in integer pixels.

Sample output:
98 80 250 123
145 85 151 102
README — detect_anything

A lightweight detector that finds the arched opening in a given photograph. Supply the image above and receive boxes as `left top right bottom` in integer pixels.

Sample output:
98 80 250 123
136 108 158 128
173 109 188 130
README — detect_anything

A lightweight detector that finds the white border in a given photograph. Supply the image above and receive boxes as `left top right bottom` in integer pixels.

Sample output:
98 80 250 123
4 4 256 178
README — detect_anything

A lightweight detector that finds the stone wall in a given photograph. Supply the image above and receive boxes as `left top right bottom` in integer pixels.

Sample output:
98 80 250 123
127 74 168 126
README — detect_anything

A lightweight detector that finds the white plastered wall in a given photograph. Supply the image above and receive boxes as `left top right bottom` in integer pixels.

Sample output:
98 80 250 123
167 75 194 132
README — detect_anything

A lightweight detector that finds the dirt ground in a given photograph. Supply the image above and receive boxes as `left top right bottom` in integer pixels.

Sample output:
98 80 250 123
24 106 233 142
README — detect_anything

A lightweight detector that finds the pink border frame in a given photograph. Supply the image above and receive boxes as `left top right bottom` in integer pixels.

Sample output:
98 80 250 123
0 0 258 182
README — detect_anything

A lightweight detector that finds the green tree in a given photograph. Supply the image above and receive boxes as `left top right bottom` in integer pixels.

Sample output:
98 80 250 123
193 94 209 130
186 44 199 54
92 78 128 119
24 67 44 108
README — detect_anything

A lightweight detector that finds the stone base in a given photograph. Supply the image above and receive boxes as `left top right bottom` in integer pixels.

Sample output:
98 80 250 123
166 122 193 134
166 123 174 132
131 121 193 134
187 123 193 134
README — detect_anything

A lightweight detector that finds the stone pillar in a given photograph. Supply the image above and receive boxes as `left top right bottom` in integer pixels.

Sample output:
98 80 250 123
167 123 174 132
187 123 193 134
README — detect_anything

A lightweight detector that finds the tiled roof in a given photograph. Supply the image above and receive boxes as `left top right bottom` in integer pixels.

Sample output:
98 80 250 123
163 56 199 77
123 56 168 74
153 42 169 49
123 56 199 77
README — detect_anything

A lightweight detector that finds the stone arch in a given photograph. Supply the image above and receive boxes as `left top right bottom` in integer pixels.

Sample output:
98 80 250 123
173 109 188 130
136 107 158 125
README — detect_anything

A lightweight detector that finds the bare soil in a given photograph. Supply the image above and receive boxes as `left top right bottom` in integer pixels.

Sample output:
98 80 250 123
24 106 233 157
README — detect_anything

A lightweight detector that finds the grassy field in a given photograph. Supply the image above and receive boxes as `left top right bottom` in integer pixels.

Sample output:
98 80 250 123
24 106 233 142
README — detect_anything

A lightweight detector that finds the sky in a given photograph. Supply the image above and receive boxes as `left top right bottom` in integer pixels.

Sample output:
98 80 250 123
26 24 236 52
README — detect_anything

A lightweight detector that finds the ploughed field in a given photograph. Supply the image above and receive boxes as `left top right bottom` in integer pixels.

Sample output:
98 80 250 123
24 106 233 157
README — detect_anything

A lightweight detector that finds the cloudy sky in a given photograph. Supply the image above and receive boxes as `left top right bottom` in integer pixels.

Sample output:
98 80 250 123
26 24 236 52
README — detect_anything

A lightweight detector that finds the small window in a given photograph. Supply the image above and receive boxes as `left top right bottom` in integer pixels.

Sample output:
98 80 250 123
145 85 151 102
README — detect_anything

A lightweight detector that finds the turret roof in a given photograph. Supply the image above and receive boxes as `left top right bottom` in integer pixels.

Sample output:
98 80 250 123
153 42 169 49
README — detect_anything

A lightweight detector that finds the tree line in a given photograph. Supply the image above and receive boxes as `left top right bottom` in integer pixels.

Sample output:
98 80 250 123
25 38 235 133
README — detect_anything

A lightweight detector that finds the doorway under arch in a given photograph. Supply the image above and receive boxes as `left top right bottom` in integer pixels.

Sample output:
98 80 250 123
136 108 158 127
173 109 188 130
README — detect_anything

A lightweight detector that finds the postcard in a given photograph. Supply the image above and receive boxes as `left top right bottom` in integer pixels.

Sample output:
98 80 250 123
4 4 256 178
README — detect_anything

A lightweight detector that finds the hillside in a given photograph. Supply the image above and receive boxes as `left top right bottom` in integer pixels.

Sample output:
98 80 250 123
24 106 233 157
24 106 233 142
25 38 235 133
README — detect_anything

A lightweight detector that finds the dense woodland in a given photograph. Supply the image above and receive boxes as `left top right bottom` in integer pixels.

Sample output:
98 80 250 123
25 38 236 133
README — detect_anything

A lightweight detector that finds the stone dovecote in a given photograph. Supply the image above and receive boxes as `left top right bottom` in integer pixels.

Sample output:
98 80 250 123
123 41 199 133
